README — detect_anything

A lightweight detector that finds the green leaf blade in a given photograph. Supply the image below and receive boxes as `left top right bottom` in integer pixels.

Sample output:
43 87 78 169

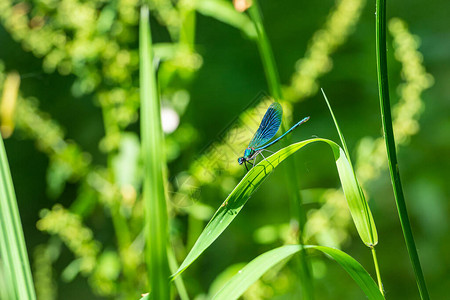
173 138 378 276
140 6 170 299
321 89 378 246
312 246 383 299
213 245 300 300
0 136 36 300
332 145 378 246
212 245 384 300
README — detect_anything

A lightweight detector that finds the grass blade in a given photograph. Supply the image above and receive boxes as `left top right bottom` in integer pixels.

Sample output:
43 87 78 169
173 138 377 277
321 89 378 246
0 135 36 299
325 140 377 247
213 245 384 300
248 1 282 99
140 6 170 299
322 89 383 294
321 89 351 163
375 1 429 299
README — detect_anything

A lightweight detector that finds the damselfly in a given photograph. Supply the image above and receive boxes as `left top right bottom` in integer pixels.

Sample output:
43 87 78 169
238 102 309 170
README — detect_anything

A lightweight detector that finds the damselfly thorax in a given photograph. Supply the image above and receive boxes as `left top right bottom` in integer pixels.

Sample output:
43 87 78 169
237 148 258 165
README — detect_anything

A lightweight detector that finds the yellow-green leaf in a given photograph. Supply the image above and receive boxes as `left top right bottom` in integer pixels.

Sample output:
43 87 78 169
213 245 384 300
172 138 377 278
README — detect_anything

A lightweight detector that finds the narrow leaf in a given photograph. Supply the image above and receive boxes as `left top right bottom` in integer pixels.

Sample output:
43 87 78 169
0 135 36 299
331 143 378 246
213 245 384 300
321 89 378 246
321 88 351 161
173 138 377 277
140 6 170 299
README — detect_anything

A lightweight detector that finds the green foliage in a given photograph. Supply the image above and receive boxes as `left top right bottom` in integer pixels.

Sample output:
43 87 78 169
0 135 36 299
174 138 377 277
213 245 384 300
322 89 383 293
140 5 170 299
321 90 378 246
0 0 442 299
376 1 429 298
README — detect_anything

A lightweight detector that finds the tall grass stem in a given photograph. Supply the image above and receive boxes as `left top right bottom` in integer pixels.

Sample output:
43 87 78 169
248 2 282 98
140 6 170 299
248 2 314 299
371 247 384 295
376 1 429 299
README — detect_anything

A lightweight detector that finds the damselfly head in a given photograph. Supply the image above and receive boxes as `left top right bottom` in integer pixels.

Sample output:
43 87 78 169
237 157 245 165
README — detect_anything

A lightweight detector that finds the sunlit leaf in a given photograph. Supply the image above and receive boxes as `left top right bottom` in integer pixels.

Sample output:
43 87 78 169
140 6 170 299
0 136 36 299
172 138 378 277
322 88 378 247
212 245 384 300
208 263 246 297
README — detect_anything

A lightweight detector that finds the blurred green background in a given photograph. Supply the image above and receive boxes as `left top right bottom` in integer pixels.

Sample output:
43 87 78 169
0 0 449 299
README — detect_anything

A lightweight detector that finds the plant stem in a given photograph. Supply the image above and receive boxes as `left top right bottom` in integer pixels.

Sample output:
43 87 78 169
179 0 196 51
168 247 190 300
375 1 429 299
371 247 384 295
248 2 314 299
140 6 170 299
248 2 282 98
